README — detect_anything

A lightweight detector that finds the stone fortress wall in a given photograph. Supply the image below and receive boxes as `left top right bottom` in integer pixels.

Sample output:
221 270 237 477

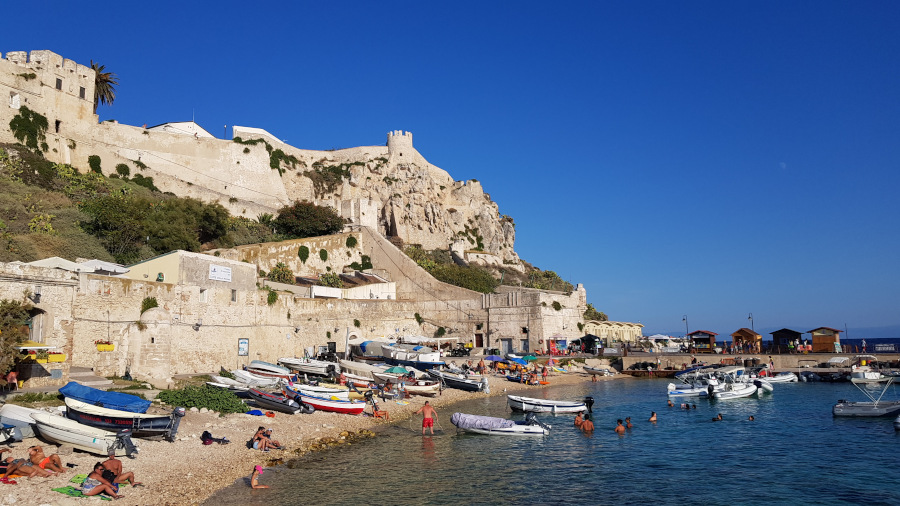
0 50 519 266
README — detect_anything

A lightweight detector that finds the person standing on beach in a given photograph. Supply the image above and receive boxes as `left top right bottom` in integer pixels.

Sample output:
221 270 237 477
478 358 486 375
541 365 548 383
415 401 438 435
250 465 268 489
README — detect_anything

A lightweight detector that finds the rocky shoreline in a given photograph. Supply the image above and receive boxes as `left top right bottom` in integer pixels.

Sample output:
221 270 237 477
1 365 621 505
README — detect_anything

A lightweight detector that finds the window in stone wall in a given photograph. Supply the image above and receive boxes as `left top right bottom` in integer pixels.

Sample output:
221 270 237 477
231 289 237 302
56 78 62 90
199 289 208 303
55 120 61 133
79 86 85 99
9 92 20 109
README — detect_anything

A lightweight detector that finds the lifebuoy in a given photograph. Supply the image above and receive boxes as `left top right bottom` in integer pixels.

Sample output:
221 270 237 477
539 339 544 344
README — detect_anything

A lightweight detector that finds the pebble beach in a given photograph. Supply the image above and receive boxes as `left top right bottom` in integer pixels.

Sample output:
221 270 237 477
1 363 619 505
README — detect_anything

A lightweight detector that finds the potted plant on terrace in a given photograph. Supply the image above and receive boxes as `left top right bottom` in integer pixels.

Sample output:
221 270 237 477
35 350 50 363
48 351 66 362
95 339 115 352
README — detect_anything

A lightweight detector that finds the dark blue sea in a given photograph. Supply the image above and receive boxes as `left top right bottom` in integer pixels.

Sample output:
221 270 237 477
204 378 900 506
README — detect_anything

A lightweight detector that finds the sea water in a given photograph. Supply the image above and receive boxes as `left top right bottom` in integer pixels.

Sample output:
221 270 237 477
204 378 900 506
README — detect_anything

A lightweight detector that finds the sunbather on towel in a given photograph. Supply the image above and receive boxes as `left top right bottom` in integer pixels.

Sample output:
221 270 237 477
82 462 123 499
28 445 65 473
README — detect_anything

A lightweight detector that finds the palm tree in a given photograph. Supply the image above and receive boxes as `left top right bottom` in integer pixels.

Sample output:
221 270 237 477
90 60 119 114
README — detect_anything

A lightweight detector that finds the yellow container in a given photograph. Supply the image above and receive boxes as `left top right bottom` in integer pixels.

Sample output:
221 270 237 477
36 358 48 364
48 354 66 363
96 344 115 352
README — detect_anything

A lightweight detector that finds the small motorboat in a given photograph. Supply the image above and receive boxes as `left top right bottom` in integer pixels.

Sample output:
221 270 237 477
450 412 550 436
833 377 900 417
231 369 281 387
31 412 138 457
766 372 798 383
402 379 441 397
278 357 340 376
290 384 350 400
713 382 758 400
64 398 185 440
59 381 151 413
0 403 42 439
283 385 366 415
583 366 614 376
248 389 309 414
427 370 487 392
246 361 294 380
753 379 775 395
668 377 722 398
507 395 588 414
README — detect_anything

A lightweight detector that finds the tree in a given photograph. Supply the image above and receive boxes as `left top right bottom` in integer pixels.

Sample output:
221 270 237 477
0 299 31 386
91 61 119 114
273 201 343 239
583 303 608 322
267 262 295 284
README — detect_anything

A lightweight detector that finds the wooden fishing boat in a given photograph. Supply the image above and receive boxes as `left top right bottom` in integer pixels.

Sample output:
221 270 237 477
64 398 185 440
278 357 340 376
283 385 366 415
507 395 587 414
247 389 305 414
30 412 138 457
402 379 441 397
450 412 550 436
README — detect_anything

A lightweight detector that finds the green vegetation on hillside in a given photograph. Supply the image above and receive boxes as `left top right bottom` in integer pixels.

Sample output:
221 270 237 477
0 299 31 386
405 246 499 294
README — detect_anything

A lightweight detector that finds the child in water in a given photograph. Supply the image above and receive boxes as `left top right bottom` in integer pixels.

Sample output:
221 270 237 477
251 465 268 489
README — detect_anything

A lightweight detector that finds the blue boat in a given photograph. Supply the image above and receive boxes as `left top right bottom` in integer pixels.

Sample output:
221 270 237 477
59 381 151 413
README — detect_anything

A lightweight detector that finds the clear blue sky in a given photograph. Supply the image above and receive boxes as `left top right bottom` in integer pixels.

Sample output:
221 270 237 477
9 1 900 338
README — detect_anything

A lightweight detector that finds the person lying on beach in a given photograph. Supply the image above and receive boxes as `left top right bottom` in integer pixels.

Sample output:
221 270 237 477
27 445 65 473
614 419 626 435
1 449 53 480
82 462 124 499
250 465 268 489
102 450 142 487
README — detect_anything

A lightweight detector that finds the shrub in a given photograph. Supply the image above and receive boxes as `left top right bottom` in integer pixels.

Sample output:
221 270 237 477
115 163 130 178
319 249 328 262
414 313 424 325
353 319 360 328
346 235 357 248
267 262 295 284
349 255 373 271
583 303 607 321
552 301 562 311
273 201 343 239
319 272 343 288
156 384 247 414
298 245 309 263
435 327 446 338
267 289 278 305
140 296 158 314
9 106 48 152
88 155 102 173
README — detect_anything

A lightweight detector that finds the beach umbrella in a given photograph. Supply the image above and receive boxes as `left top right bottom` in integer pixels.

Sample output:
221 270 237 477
523 355 538 362
509 357 528 366
383 366 410 374
483 355 506 362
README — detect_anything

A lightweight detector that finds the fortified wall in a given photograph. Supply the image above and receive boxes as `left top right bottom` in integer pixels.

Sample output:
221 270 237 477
0 50 519 266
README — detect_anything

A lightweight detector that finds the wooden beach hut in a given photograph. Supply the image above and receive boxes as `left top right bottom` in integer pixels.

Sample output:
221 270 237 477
770 328 803 353
731 328 762 353
808 327 842 353
688 330 718 353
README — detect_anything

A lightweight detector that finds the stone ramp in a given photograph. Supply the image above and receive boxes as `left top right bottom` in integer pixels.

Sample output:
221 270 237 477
67 366 114 389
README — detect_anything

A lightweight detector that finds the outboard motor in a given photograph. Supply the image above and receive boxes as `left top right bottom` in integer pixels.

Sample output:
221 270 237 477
166 407 186 442
707 384 715 397
115 429 139 459
584 396 594 413
480 377 490 394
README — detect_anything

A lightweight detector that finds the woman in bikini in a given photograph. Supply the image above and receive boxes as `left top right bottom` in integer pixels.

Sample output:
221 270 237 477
82 462 124 499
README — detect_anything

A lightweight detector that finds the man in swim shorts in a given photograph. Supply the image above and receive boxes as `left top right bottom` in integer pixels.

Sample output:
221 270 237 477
415 401 438 435
28 445 65 473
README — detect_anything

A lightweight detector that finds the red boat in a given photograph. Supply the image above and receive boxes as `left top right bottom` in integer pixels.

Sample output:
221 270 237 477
283 385 366 415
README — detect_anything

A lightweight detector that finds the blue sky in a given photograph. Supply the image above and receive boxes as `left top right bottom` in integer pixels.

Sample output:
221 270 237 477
8 1 900 337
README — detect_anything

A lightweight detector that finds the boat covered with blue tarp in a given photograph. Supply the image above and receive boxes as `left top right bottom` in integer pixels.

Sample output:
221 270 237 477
59 381 151 413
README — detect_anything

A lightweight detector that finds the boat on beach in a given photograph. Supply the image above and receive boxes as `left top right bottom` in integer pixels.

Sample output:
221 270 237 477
30 412 138 457
450 412 551 435
507 395 587 413
583 366 614 376
248 388 310 414
380 343 445 370
0 403 42 439
283 385 366 415
206 381 251 397
59 381 151 413
64 397 185 440
231 369 281 387
427 369 486 392
278 357 341 377
246 360 295 380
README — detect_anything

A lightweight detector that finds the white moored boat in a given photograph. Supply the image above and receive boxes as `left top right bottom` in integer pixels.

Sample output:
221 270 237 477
507 395 587 414
246 360 294 380
766 372 798 383
30 412 137 457
713 382 758 400
278 357 341 376
451 412 551 435
291 384 350 400
231 369 281 387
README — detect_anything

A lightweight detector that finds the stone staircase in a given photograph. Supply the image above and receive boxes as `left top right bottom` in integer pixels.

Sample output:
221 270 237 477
68 366 114 389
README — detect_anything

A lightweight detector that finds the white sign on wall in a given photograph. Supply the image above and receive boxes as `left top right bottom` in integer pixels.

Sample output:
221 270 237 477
209 264 232 282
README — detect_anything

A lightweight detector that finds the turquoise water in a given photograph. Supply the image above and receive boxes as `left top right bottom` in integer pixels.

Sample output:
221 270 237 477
204 379 900 505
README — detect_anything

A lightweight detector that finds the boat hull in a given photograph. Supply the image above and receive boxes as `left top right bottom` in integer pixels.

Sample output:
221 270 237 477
248 389 301 414
507 395 586 413
713 385 758 400
427 370 484 392
31 412 133 457
64 398 183 439
284 386 366 415
278 357 340 376
832 401 900 417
